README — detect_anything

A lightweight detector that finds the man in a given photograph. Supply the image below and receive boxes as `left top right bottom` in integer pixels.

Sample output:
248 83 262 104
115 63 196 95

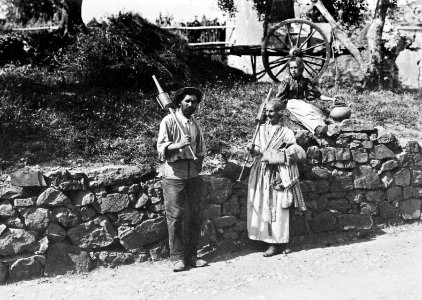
276 56 337 137
157 87 207 272
247 99 306 257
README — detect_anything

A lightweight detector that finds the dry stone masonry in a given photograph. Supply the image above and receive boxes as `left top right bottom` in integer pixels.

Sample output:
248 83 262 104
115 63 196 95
0 119 421 283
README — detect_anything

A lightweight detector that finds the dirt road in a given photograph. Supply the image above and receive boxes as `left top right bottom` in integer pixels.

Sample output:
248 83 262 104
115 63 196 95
2 224 422 300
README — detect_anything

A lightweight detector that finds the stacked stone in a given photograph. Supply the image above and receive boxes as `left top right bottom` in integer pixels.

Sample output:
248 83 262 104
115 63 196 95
0 165 170 282
299 119 422 234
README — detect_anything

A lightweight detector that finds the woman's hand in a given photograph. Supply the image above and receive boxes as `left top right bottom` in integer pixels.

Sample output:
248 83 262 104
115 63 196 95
247 144 260 156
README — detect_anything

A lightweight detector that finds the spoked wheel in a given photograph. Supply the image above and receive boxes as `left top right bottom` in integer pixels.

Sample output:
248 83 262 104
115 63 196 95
262 19 331 83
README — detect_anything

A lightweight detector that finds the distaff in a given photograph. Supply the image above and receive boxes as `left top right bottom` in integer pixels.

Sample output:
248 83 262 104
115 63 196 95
152 75 198 160
237 88 273 181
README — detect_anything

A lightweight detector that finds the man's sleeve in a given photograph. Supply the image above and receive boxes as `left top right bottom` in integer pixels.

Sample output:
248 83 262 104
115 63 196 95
157 117 173 161
196 122 207 157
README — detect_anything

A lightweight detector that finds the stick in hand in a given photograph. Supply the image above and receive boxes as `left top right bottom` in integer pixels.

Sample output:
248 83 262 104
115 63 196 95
237 88 273 181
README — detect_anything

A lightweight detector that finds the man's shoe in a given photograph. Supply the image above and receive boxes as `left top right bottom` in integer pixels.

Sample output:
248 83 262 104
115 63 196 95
263 244 281 257
172 260 186 272
188 258 208 268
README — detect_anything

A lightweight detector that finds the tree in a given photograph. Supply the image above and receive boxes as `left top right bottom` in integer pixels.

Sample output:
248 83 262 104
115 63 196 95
365 0 398 88
60 0 84 35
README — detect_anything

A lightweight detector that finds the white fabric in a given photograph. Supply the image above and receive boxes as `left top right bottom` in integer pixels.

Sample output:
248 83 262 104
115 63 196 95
247 124 296 244
286 99 326 134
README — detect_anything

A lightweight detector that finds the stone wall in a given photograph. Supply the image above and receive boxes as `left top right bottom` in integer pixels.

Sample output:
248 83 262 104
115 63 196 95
0 119 421 283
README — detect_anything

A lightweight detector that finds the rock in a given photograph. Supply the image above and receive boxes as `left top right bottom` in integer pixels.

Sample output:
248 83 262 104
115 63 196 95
202 176 233 204
339 133 368 140
346 190 365 204
411 170 422 186
58 180 82 191
370 159 382 169
44 168 71 186
413 187 422 198
97 251 135 267
351 149 368 163
309 211 335 233
373 145 395 160
306 146 320 159
128 184 142 194
379 160 399 173
9 256 43 281
0 228 37 256
211 161 244 181
365 190 386 202
70 191 96 206
213 216 237 228
397 153 413 167
335 148 351 161
52 207 79 228
13 197 36 207
327 123 340 136
305 166 331 179
360 202 378 215
289 214 308 236
44 243 93 276
68 216 117 249
353 166 381 189
0 224 6 236
35 236 49 254
381 172 394 188
405 140 422 153
97 193 130 213
79 206 97 222
86 165 155 186
36 188 70 207
116 209 145 226
329 170 354 192
135 193 150 208
328 199 350 213
6 217 24 229
9 167 46 187
386 186 403 202
0 202 15 217
22 208 51 231
379 201 400 219
149 244 170 261
111 185 129 193
45 223 66 242
400 199 421 220
223 194 240 216
222 229 239 240
393 168 411 186
338 214 372 230
340 119 375 132
207 204 221 220
0 186 24 200
321 147 336 163
361 141 373 149
331 161 356 169
119 217 167 251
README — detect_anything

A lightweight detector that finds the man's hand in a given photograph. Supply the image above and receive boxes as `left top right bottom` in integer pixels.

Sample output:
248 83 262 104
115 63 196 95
175 135 191 149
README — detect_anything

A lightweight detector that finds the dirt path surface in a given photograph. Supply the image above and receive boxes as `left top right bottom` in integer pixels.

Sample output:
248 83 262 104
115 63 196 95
2 224 422 300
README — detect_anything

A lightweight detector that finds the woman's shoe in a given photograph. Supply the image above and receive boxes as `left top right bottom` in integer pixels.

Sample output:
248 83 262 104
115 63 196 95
263 244 281 257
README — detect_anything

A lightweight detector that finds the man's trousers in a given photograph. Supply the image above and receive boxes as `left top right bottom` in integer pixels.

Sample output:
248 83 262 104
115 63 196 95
162 177 203 261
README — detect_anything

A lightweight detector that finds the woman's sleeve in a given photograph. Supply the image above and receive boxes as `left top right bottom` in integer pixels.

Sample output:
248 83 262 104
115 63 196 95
305 79 322 100
274 79 290 100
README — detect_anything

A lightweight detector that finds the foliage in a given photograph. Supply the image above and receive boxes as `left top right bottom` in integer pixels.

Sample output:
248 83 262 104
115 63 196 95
4 0 62 25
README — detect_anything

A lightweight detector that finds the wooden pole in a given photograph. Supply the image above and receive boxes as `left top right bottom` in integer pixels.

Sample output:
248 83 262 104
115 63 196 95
312 0 366 71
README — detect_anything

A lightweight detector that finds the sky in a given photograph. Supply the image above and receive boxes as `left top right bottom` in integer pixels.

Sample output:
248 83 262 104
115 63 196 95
82 0 227 24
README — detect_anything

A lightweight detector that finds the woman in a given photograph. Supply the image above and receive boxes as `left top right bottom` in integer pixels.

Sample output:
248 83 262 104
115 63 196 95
247 99 306 257
276 56 337 137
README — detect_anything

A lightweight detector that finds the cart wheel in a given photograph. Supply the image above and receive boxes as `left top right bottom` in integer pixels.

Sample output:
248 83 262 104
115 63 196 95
262 18 331 83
